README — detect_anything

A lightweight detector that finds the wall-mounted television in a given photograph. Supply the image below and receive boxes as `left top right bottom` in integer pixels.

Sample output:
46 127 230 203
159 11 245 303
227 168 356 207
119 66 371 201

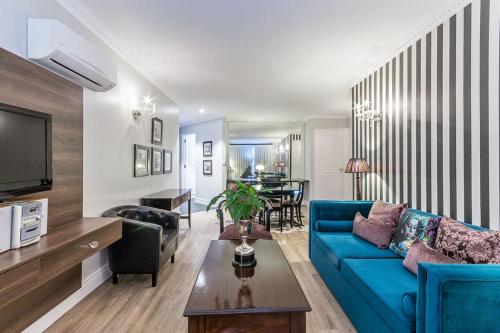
0 103 52 201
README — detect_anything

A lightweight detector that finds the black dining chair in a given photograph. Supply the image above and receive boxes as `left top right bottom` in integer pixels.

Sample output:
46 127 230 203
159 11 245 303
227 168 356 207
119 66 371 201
283 181 305 225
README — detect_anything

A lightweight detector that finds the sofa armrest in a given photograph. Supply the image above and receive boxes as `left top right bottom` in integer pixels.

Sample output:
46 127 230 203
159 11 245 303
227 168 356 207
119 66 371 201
108 219 162 273
417 263 500 333
309 200 374 232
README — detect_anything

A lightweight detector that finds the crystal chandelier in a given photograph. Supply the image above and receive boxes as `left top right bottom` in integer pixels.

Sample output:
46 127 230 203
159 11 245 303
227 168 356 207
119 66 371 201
354 101 383 127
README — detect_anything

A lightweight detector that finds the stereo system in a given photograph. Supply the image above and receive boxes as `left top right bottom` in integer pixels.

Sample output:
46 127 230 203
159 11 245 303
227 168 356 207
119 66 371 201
0 198 48 253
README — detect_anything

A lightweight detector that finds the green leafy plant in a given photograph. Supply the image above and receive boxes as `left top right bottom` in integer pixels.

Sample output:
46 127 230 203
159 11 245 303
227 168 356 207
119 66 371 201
207 181 270 222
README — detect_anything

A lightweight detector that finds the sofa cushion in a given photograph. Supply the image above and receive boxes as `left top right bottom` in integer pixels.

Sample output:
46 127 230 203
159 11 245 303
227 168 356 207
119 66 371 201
315 220 353 233
353 212 394 248
340 259 417 331
402 292 417 320
389 209 441 257
368 200 407 230
435 216 500 263
313 232 399 269
403 239 458 274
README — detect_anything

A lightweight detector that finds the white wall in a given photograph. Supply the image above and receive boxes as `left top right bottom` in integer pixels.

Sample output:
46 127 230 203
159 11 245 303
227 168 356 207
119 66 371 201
0 1 179 331
180 119 227 205
81 58 180 282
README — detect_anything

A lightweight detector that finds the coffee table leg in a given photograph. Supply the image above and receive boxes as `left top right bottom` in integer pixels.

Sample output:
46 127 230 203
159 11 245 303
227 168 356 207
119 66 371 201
188 199 191 228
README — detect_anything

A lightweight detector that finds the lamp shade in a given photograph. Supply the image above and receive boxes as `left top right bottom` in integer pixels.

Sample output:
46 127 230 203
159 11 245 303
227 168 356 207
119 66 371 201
344 158 370 173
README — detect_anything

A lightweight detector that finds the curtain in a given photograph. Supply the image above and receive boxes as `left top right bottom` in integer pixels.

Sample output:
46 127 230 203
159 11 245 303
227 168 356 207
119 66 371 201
229 144 276 178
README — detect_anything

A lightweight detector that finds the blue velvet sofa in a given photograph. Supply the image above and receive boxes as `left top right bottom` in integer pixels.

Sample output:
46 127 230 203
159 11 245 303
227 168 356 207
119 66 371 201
309 200 500 333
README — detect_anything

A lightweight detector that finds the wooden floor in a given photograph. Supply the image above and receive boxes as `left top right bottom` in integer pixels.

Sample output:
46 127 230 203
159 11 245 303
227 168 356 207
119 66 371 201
47 210 356 333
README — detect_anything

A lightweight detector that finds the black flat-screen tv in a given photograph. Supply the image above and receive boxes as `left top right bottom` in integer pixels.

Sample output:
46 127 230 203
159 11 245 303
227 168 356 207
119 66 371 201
0 103 52 201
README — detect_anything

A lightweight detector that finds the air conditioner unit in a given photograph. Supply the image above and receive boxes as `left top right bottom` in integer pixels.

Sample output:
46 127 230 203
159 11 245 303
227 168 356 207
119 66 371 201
28 18 116 92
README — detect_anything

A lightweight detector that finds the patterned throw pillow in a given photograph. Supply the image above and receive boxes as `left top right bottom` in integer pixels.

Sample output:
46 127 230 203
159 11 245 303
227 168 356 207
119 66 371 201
403 239 458 274
368 200 408 231
352 212 394 248
435 216 500 264
389 209 441 257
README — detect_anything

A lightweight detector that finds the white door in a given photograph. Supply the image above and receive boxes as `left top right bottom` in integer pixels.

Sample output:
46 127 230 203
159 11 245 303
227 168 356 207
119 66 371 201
182 133 196 197
313 128 350 200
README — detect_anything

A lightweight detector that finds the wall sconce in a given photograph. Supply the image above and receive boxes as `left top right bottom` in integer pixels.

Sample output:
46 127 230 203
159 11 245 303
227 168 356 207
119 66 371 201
354 100 383 127
132 108 142 120
132 96 156 120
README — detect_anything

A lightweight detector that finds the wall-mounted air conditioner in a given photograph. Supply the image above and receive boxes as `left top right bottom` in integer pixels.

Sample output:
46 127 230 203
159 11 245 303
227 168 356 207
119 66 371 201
27 18 117 92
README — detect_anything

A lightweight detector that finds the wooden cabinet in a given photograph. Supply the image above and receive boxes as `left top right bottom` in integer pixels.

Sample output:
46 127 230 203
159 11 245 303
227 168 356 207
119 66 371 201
39 221 121 284
141 188 192 228
0 217 122 332
0 259 40 308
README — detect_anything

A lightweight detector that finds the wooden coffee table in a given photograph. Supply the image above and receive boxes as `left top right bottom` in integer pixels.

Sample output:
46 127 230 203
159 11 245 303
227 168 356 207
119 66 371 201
184 240 311 333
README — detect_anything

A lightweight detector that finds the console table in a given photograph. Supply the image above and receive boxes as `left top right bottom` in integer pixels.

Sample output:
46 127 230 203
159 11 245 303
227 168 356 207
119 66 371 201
141 189 192 228
0 217 122 332
184 240 311 332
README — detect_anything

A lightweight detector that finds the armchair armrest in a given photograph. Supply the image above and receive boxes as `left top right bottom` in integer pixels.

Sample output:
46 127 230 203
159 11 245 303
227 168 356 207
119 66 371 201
309 200 374 232
417 263 500 333
108 219 162 273
155 210 180 230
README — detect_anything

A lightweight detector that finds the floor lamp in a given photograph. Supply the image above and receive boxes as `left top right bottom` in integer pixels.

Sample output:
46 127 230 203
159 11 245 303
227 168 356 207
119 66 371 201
344 158 370 200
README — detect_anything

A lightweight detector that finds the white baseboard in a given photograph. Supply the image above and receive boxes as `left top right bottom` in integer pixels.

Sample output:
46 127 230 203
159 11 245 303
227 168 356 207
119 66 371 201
22 264 112 333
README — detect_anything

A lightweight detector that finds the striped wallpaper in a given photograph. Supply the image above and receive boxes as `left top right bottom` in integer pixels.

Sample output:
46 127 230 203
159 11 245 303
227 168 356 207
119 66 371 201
351 0 500 230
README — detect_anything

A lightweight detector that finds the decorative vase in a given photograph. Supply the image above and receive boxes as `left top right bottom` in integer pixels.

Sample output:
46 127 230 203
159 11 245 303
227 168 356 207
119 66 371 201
232 219 256 267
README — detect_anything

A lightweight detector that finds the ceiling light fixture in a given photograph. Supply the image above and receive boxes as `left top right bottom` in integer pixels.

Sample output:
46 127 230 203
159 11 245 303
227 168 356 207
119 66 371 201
199 108 205 114
353 101 383 127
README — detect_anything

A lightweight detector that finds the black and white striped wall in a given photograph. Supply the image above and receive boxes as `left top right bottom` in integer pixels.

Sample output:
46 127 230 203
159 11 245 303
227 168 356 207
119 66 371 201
351 0 500 230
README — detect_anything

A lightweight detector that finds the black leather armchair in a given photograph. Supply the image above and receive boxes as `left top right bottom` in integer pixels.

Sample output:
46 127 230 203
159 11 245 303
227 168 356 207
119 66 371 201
103 205 180 287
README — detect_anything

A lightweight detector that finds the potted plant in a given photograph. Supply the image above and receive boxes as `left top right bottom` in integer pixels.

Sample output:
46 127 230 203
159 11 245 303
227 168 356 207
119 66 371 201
207 181 270 267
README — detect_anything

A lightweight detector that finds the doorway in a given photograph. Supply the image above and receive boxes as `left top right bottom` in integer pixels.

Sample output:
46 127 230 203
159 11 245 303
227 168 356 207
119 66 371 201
181 133 196 197
312 128 351 200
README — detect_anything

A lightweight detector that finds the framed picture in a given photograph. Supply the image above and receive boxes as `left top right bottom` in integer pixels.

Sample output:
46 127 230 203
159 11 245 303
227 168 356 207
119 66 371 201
151 117 163 145
163 150 172 174
203 141 212 157
134 144 150 177
203 160 212 175
151 147 163 175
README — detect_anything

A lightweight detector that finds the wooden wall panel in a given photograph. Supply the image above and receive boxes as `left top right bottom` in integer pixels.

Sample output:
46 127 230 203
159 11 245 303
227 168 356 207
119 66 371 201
0 264 81 333
0 47 83 229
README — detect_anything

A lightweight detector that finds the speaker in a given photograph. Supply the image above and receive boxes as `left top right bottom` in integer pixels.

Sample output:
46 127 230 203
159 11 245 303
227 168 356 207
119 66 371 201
0 204 12 253
37 198 48 236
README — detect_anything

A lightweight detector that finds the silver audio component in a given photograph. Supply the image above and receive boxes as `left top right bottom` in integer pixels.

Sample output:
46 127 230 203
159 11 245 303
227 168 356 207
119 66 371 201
11 202 42 248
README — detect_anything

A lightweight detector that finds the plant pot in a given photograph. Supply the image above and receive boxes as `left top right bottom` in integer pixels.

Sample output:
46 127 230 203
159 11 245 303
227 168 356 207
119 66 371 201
232 219 256 267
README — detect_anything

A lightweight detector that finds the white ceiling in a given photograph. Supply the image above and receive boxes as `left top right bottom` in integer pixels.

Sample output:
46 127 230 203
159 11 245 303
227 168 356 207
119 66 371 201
65 0 462 125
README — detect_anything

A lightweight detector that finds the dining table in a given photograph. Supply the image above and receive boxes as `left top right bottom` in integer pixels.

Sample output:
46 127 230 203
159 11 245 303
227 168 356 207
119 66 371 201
253 183 299 197
253 183 303 227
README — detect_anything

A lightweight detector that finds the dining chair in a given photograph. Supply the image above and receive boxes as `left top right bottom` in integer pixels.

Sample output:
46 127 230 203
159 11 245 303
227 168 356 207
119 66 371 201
282 181 305 225
267 182 294 232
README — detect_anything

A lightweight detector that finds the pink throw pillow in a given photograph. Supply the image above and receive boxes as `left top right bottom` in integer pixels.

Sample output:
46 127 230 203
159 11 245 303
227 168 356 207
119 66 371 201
368 200 408 231
435 216 500 264
403 239 458 274
353 212 394 249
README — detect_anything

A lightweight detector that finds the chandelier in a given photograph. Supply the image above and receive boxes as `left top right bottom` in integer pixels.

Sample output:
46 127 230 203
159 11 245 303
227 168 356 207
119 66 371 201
354 101 383 127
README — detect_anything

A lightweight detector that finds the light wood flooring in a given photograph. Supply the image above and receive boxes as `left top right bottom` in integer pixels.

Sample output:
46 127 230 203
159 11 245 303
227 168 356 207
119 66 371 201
46 210 356 333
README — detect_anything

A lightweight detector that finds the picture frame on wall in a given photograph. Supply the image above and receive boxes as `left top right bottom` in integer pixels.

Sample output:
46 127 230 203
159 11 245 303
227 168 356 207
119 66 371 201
134 144 150 177
151 147 163 175
163 150 172 174
203 141 212 157
151 117 163 145
203 160 212 175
